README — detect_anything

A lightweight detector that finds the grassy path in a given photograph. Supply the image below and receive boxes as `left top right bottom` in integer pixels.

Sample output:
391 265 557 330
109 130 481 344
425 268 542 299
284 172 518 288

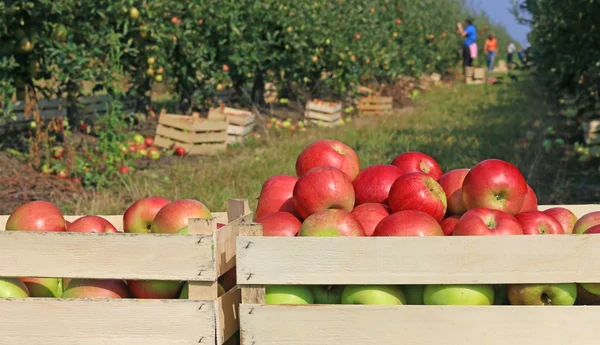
61 74 575 214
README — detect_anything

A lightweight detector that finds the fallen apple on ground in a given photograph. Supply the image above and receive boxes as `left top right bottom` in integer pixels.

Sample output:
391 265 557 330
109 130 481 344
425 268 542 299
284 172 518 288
424 284 494 305
341 285 406 305
506 283 577 306
265 285 314 304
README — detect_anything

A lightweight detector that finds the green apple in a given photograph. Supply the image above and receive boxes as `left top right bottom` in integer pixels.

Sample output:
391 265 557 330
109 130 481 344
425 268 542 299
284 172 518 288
20 278 63 297
424 284 494 305
580 283 600 295
493 284 509 305
507 283 577 306
266 285 314 305
341 285 406 305
576 283 600 305
310 285 344 304
179 282 226 299
403 285 425 305
133 134 145 145
0 278 30 297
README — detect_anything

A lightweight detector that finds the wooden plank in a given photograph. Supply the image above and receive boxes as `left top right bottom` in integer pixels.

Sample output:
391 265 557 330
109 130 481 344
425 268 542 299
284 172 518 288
305 110 341 122
227 113 256 126
217 287 242 345
538 204 599 218
154 135 187 149
159 114 194 131
156 125 226 144
188 217 219 301
189 142 227 155
0 231 215 281
240 304 600 345
238 221 265 306
306 102 342 114
228 123 255 136
190 119 228 132
236 235 600 285
582 120 600 134
0 298 214 345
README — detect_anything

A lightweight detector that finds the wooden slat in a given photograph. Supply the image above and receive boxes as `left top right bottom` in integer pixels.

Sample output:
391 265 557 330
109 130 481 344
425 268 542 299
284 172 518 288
226 113 256 126
158 115 194 131
217 287 242 345
538 204 599 218
156 125 227 144
236 235 600 285
190 119 228 132
0 231 215 280
0 298 214 345
306 102 342 114
154 135 187 149
305 110 341 122
228 123 254 136
240 304 600 345
189 142 227 155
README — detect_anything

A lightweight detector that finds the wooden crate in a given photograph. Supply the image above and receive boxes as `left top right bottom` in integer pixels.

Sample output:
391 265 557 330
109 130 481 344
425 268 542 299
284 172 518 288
465 67 486 85
305 101 343 127
154 112 228 155
0 198 258 345
76 94 136 118
357 96 393 116
1 98 66 129
209 106 256 144
582 120 600 145
237 204 600 345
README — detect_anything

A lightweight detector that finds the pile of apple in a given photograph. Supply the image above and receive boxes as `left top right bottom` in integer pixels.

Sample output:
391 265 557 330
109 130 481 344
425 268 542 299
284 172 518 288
254 139 600 306
0 198 234 299
126 134 162 160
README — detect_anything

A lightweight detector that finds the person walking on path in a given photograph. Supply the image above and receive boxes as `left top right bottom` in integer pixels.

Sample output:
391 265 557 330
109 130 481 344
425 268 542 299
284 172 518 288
456 18 477 75
484 33 498 72
507 41 516 69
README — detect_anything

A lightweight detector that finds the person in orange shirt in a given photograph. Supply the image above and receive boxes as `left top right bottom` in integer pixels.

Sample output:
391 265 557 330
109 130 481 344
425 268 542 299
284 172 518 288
484 33 498 72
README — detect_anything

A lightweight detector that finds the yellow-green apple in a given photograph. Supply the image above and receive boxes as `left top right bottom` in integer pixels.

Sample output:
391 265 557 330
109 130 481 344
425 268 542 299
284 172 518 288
440 215 460 236
295 139 360 181
453 208 523 236
6 200 66 232
352 164 404 205
67 215 119 233
179 282 225 299
507 283 577 305
254 175 301 220
403 285 425 304
266 285 314 304
310 285 345 304
437 168 470 215
516 210 565 235
423 284 494 305
391 152 443 180
123 196 171 233
293 166 355 219
350 203 391 236
133 134 145 145
151 199 212 234
543 207 578 234
0 278 30 297
573 211 600 234
388 172 447 222
256 211 302 236
19 278 63 297
461 159 528 215
127 280 183 299
372 210 444 236
341 285 406 305
62 279 131 298
519 184 538 212
147 147 161 160
298 209 365 236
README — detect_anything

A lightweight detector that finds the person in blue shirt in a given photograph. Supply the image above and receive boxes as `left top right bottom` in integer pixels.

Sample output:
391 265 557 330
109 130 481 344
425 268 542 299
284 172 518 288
456 18 477 74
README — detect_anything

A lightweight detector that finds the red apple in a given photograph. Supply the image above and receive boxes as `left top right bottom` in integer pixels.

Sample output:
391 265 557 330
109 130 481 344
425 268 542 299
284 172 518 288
519 185 538 212
388 172 447 222
461 159 528 215
350 203 392 236
516 211 565 235
67 215 119 233
62 279 131 298
543 207 578 234
391 152 443 180
298 209 365 236
584 225 600 234
174 146 186 156
372 210 444 236
352 164 404 205
144 137 154 146
293 166 355 219
65 220 72 229
295 139 361 181
256 212 302 236
127 280 183 299
440 216 460 236
453 208 523 236
151 199 212 234
6 200 66 232
123 196 171 233
437 168 470 216
255 175 301 220
573 211 600 234
119 166 130 174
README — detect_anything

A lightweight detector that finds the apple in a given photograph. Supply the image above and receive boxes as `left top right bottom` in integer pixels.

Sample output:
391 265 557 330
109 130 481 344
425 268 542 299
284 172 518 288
256 212 302 236
573 211 600 234
254 175 301 220
0 278 30 297
67 215 119 233
390 152 443 180
127 280 183 299
372 210 444 236
506 283 577 305
423 284 494 305
403 285 425 304
119 166 130 174
129 7 140 21
350 203 391 236
310 285 345 304
341 285 406 305
63 279 130 298
151 199 212 234
298 209 365 236
174 146 186 156
516 211 565 235
576 283 600 305
265 285 314 304
437 168 470 215
19 278 63 297
179 282 226 299
6 200 66 232
461 159 528 215
52 146 65 159
147 147 161 160
453 207 523 236
352 164 404 205
388 172 447 222
293 166 355 219
494 284 509 305
543 207 578 234
519 184 538 212
440 215 460 236
144 137 154 146
295 139 360 181
133 134 145 145
123 196 171 233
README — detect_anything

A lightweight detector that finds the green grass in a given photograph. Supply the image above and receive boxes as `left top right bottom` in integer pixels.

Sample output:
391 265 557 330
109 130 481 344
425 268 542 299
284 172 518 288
59 74 573 215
